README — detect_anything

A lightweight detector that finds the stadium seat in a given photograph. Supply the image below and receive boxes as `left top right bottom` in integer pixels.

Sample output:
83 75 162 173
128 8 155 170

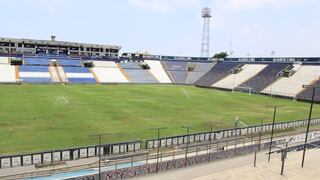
297 79 320 101
124 69 159 83
0 64 17 83
57 59 81 67
19 66 52 83
24 58 51 66
185 62 215 84
119 62 142 69
91 66 129 83
63 67 96 84
163 61 188 84
0 57 9 64
93 61 117 68
261 65 320 97
144 60 172 83
239 63 290 93
212 64 268 90
195 62 241 87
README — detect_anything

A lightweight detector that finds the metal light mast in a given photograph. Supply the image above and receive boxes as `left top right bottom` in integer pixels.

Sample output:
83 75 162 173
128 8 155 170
201 7 212 58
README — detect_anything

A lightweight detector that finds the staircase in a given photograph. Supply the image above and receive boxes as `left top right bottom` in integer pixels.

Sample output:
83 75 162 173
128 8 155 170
49 66 61 83
48 65 68 83
57 66 68 83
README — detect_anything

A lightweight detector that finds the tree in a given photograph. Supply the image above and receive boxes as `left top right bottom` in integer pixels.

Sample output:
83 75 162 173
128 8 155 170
213 52 228 59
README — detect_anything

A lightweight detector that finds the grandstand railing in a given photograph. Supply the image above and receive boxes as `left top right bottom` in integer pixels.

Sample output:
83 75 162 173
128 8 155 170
0 141 141 169
145 117 320 149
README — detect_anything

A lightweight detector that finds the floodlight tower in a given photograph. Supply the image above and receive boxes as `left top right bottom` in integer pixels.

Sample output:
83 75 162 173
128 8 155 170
201 7 212 58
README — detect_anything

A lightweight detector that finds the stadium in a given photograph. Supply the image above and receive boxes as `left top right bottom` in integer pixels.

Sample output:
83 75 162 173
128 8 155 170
1 36 320 179
1 2 320 180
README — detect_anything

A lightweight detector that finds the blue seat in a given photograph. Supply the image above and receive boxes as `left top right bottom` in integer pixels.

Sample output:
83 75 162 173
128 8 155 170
68 78 96 84
19 66 49 72
24 58 51 65
195 62 241 86
22 77 52 84
57 59 81 67
63 67 91 73
165 61 187 71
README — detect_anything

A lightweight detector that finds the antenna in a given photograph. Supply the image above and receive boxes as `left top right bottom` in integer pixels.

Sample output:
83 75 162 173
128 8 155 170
201 7 212 58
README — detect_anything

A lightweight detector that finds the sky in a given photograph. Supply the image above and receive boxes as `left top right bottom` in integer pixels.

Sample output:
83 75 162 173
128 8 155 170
0 0 319 57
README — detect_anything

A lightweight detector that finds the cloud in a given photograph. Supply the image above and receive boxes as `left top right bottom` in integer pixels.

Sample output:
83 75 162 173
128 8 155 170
128 0 201 13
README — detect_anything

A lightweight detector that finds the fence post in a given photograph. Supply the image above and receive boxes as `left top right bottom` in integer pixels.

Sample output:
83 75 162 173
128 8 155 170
253 149 257 167
235 138 237 148
251 135 254 145
173 148 175 160
216 141 219 151
146 154 148 164
226 140 228 150
243 137 246 147
196 145 199 156
280 150 286 175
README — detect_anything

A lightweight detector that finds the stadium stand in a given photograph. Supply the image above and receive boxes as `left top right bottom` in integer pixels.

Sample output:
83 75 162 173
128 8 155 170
57 59 81 67
0 57 9 64
63 67 96 84
119 62 141 69
124 69 159 83
163 61 188 84
48 66 61 83
92 61 129 83
261 65 320 97
297 78 320 101
93 61 117 68
119 62 159 83
144 60 172 83
2 50 320 102
164 61 188 71
212 64 268 90
24 58 51 66
239 63 290 93
185 62 215 84
195 62 241 87
57 66 68 83
0 64 16 83
19 66 52 83
169 71 188 84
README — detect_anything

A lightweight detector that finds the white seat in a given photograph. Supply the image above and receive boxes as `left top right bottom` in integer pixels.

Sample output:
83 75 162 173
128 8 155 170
0 57 9 64
0 64 16 82
145 60 172 83
262 65 320 97
93 61 117 68
92 67 129 83
212 64 267 89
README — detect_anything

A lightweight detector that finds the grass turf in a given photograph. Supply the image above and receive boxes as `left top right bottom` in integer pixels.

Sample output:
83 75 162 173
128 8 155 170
0 84 319 155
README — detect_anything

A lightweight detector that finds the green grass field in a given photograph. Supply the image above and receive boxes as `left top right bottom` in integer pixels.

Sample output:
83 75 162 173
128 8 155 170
0 84 319 155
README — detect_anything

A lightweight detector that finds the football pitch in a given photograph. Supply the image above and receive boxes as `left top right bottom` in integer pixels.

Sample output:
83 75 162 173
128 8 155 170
0 84 319 155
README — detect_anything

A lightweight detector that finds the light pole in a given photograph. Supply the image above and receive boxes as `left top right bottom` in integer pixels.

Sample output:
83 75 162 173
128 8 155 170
208 122 214 151
182 126 191 161
266 105 284 162
232 73 236 92
150 127 168 172
301 85 320 168
88 133 111 180
206 122 216 156
258 118 264 150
